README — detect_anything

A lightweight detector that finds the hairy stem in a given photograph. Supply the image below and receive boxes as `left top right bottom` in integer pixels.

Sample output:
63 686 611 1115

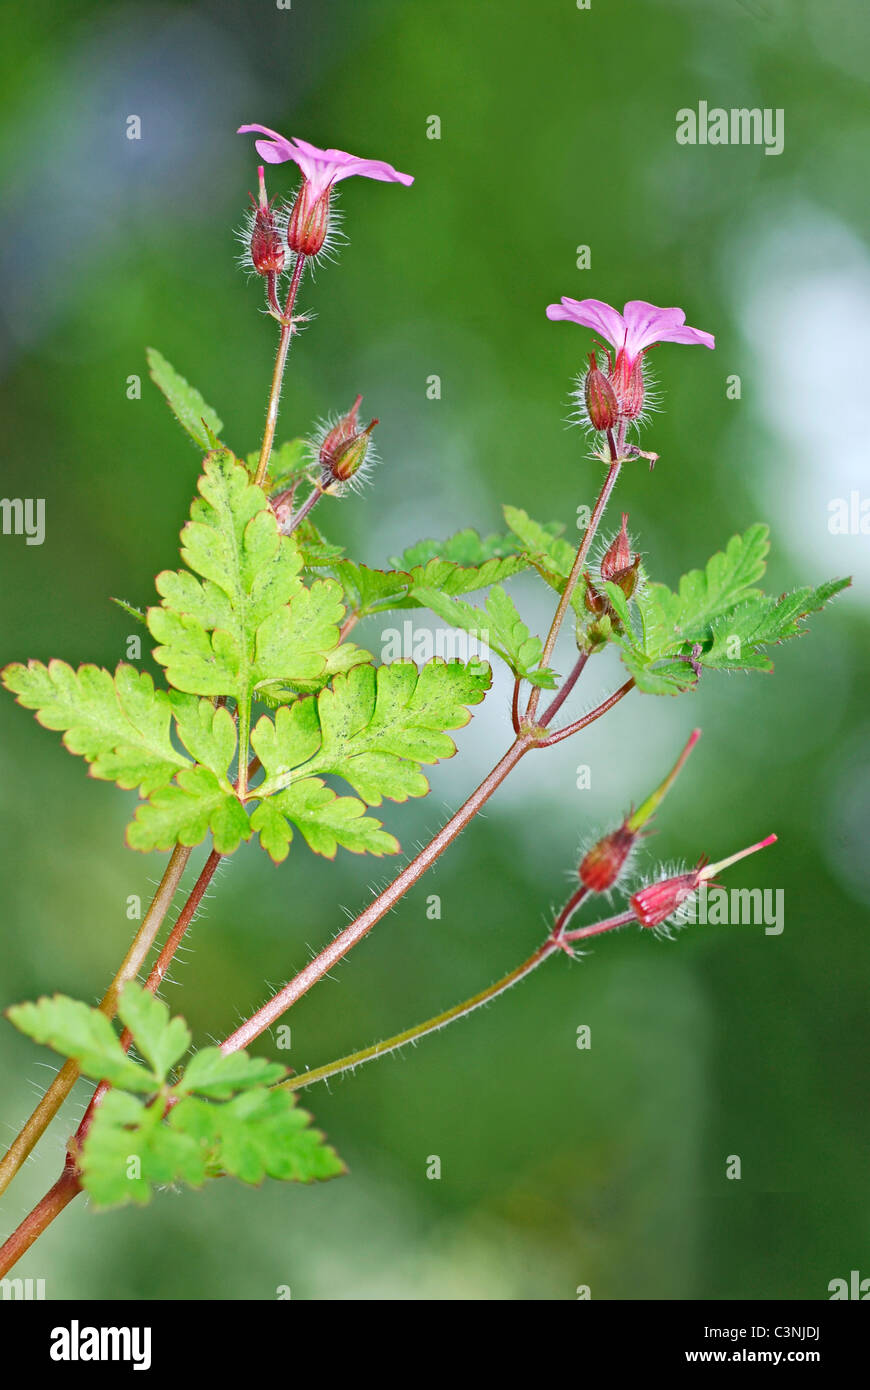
284 942 558 1092
284 894 635 1094
526 448 622 722
282 482 325 536
0 843 192 1199
540 651 589 728
75 849 223 1142
253 253 307 489
220 736 532 1053
562 908 636 942
540 678 635 747
0 847 224 1277
0 1163 79 1278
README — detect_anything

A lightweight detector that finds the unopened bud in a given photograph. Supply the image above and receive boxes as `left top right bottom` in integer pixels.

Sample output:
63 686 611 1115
319 395 378 488
611 557 641 600
287 178 330 257
583 570 608 616
584 353 619 432
601 516 641 601
249 167 285 276
601 514 633 581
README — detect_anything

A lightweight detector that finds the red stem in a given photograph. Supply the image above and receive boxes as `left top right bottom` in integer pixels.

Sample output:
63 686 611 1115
540 678 635 747
75 849 223 1143
511 678 522 734
540 651 589 727
220 737 531 1053
0 1162 79 1277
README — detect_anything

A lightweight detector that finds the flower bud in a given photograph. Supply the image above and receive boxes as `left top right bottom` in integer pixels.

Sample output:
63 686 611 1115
601 514 632 581
319 395 378 488
610 348 646 420
249 167 285 276
287 178 330 257
583 570 608 616
601 514 641 599
584 353 619 432
269 487 297 531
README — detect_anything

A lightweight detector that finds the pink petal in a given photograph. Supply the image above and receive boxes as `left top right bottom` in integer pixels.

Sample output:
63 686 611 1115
237 123 296 165
239 128 413 193
622 300 714 354
621 301 687 356
649 322 716 350
545 298 627 349
335 156 414 187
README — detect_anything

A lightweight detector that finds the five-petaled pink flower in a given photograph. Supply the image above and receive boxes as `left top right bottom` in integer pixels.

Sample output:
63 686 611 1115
546 297 715 424
237 126 414 198
546 298 715 356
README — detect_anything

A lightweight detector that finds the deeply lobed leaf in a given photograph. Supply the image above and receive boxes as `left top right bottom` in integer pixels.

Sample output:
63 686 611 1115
0 660 188 795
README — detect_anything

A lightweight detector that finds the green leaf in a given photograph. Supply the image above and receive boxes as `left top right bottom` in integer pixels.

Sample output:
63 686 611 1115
601 580 636 634
618 527 848 693
703 577 850 671
616 644 698 696
251 779 400 862
295 518 345 567
110 597 147 625
147 347 224 452
170 1088 345 1185
391 526 532 569
335 551 532 623
6 995 158 1092
253 659 491 808
0 660 188 795
638 524 770 661
148 450 349 702
411 584 557 687
80 1080 343 1207
175 1047 286 1099
503 506 575 580
249 698 321 783
80 1091 207 1208
127 765 251 855
169 693 238 775
116 983 191 1082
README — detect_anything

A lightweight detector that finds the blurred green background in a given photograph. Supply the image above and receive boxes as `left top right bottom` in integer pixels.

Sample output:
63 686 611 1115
1 0 867 1300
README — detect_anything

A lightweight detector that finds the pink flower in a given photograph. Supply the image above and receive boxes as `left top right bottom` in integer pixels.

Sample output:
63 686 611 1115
237 126 414 199
546 298 715 357
547 297 714 425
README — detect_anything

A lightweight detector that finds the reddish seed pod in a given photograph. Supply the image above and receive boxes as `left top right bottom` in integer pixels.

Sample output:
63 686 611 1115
579 824 636 893
630 871 700 928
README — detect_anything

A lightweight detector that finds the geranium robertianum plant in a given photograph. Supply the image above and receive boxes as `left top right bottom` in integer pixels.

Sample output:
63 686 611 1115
0 123 849 1278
